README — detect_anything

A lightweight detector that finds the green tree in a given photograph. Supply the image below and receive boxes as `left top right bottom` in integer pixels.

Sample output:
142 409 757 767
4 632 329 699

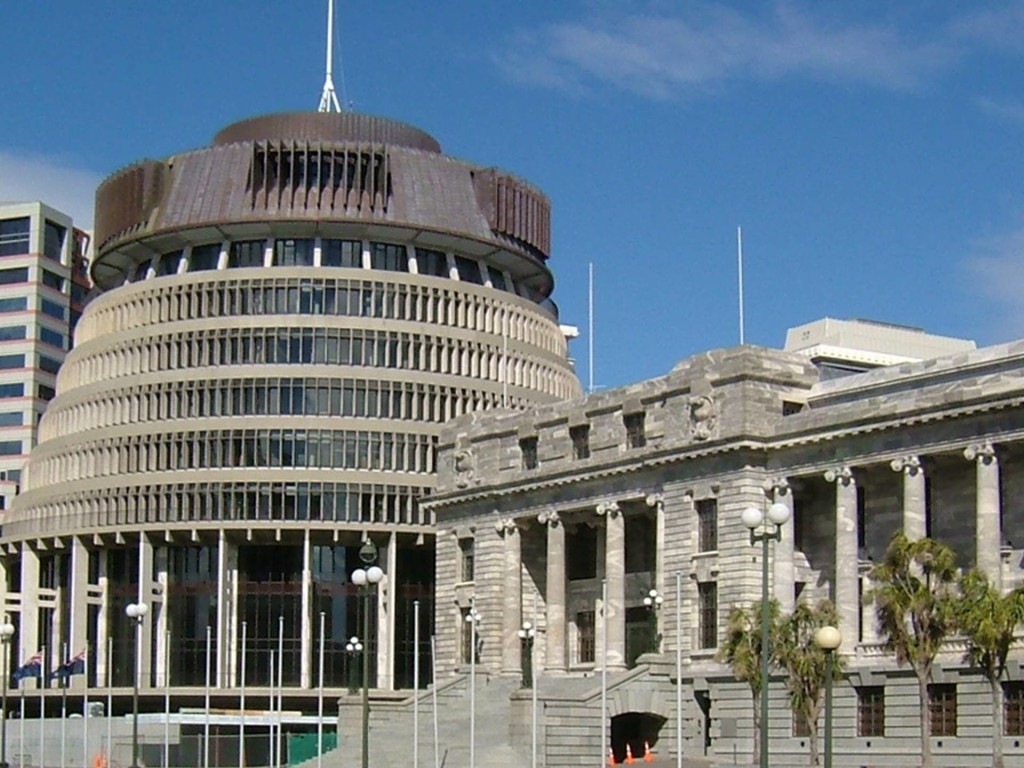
774 599 843 766
869 533 959 768
716 600 779 761
956 570 1024 768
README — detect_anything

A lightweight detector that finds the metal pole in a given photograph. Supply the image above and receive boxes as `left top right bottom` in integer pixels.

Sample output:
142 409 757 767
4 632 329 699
106 637 112 768
601 579 608 768
676 572 682 768
268 651 275 768
1 636 8 768
317 612 325 768
361 585 371 768
469 597 476 768
277 615 284 768
824 650 834 768
204 624 212 768
239 621 247 768
413 600 420 768
430 637 439 768
759 533 770 768
164 630 170 768
18 687 23 768
133 623 141 768
61 644 67 768
530 629 537 768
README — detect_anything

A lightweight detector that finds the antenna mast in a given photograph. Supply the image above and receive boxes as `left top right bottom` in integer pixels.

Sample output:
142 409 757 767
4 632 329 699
588 262 595 394
318 0 343 113
737 226 745 345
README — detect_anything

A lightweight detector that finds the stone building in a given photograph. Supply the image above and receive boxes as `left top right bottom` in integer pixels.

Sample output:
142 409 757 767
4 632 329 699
425 331 1024 767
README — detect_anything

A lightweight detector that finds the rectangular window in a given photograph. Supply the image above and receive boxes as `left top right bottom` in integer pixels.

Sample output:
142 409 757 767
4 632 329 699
229 240 266 268
697 498 718 552
0 327 26 342
453 255 483 284
857 687 885 737
415 248 448 278
0 440 21 455
155 251 181 276
43 220 66 261
459 538 475 582
40 327 64 349
567 525 598 581
189 244 221 272
0 412 23 426
520 436 538 470
488 266 509 291
0 297 26 313
37 385 55 402
624 411 646 449
370 243 408 272
274 238 315 267
570 424 590 460
1005 681 1024 736
0 355 23 370
0 269 28 286
70 282 89 305
928 684 957 736
41 270 64 292
577 611 596 664
0 383 24 399
321 239 362 268
40 298 65 320
698 581 718 649
0 218 30 257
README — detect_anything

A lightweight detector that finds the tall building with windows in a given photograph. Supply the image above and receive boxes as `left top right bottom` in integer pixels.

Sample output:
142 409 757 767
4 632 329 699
0 111 580 762
0 201 90 508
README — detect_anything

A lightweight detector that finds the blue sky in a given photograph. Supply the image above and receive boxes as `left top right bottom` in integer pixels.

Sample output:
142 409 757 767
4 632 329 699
2 1 1024 389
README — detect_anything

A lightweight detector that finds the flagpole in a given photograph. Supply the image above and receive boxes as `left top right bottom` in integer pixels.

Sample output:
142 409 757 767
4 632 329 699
84 643 91 768
38 643 44 768
17 685 23 768
106 637 113 768
204 625 212 768
239 620 247 768
430 636 439 768
268 651 275 768
413 600 420 768
61 642 67 768
276 615 284 768
164 629 170 768
317 612 325 768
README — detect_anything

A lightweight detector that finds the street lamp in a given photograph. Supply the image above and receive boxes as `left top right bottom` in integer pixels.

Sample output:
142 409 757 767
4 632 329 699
344 636 363 694
643 588 663 653
0 621 14 768
351 540 383 768
815 625 842 768
464 603 482 768
742 501 790 768
125 602 149 768
516 621 535 689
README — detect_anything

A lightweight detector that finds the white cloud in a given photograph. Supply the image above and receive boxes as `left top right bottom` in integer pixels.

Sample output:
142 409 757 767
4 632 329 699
966 223 1024 337
977 96 1024 125
0 152 102 228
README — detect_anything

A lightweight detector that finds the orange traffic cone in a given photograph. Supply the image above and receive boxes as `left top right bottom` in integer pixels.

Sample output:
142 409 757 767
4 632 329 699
643 741 654 763
608 746 617 766
625 743 635 765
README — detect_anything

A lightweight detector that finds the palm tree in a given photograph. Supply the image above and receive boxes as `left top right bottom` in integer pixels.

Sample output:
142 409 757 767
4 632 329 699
956 570 1024 768
716 600 779 761
774 599 843 766
869 533 959 768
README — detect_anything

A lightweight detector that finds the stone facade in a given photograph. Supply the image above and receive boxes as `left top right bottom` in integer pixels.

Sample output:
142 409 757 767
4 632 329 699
425 342 1024 767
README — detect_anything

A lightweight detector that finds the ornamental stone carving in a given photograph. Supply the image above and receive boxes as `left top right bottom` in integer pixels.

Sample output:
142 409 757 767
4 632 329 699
824 466 854 485
537 510 561 527
645 493 664 509
494 516 519 536
688 395 717 441
890 455 922 475
964 443 997 465
763 477 791 496
596 501 621 518
453 448 476 488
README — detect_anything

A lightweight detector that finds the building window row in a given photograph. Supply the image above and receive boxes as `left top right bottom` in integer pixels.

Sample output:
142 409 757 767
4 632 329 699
14 479 431 538
517 410 652 468
34 427 439 486
0 218 30 257
83 275 563 358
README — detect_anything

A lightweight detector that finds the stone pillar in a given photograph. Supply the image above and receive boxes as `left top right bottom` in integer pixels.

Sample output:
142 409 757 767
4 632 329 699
496 517 522 676
890 455 926 541
223 541 239 687
380 531 398 690
768 478 796 614
96 549 109 688
539 510 566 672
824 467 858 652
300 531 313 688
215 531 229 687
69 536 90 690
138 535 155 689
965 443 1002 589
154 545 169 687
598 501 626 670
646 493 665 642
19 546 40 687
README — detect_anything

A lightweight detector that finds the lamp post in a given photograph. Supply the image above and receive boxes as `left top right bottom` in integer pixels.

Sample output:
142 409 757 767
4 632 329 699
351 540 383 768
0 621 14 768
125 602 149 768
742 502 790 768
344 635 363 694
815 626 841 768
464 602 482 768
517 619 538 768
643 588 663 654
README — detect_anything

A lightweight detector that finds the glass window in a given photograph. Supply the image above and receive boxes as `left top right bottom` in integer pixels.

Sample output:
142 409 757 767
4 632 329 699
0 355 24 370
0 326 26 342
0 412 23 426
415 248 448 278
624 411 646 449
0 297 26 313
0 269 28 286
1006 682 1024 736
40 298 65 320
459 538 475 582
70 282 89 305
0 383 23 398
488 266 509 291
155 251 182 276
38 356 61 375
0 218 30 257
229 240 266 268
454 255 483 284
519 436 538 470
43 220 66 261
697 499 718 552
189 244 221 272
857 687 885 737
321 239 362 268
37 385 55 402
0 440 21 455
274 239 315 267
928 684 957 736
567 525 597 580
570 424 590 460
577 611 596 664
370 243 408 272
41 270 64 292
698 581 717 649
40 327 64 349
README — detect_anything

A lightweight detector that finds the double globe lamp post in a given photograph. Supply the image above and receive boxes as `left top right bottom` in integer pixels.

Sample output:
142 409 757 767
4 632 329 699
742 501 791 768
351 540 383 768
815 625 842 768
125 602 149 768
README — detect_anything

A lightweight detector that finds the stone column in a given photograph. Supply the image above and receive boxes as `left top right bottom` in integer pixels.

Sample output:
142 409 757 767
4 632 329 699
69 536 90 690
96 549 109 688
224 541 239 687
380 532 398 690
301 530 313 688
19 546 40 687
646 493 665 644
138 535 155 689
496 517 522 676
768 478 796 614
539 510 566 672
824 467 858 652
598 501 626 670
890 455 926 541
965 443 1002 589
154 546 169 687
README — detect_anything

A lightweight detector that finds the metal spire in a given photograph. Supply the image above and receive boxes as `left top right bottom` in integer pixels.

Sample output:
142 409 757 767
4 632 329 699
318 0 342 112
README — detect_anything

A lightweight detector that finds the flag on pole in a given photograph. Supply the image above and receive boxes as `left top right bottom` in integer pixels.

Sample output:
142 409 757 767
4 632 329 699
51 649 87 679
12 653 42 682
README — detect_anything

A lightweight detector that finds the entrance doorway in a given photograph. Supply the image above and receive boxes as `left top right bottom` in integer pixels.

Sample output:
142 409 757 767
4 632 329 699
694 690 712 755
610 712 666 764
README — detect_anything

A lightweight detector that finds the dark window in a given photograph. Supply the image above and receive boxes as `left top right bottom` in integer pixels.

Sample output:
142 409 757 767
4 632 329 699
41 270 64 292
782 400 804 416
454 255 483 284
624 411 646 449
37 385 55 402
624 513 655 574
0 355 23 370
0 268 28 286
698 581 717 649
370 243 408 272
928 684 957 736
0 218 30 257
38 356 61 375
459 539 475 582
415 248 448 278
0 297 26 313
520 437 538 470
570 425 590 460
156 251 181 276
697 498 718 552
0 412 22 426
43 220 65 261
229 240 266 268
274 239 315 267
40 327 64 349
856 485 866 550
70 282 89 305
190 244 221 272
858 687 885 737
322 240 362 268
567 525 598 581
577 611 596 664
40 298 65 320
488 266 509 291
0 383 23 398
1006 681 1024 736
0 327 26 342
0 440 21 455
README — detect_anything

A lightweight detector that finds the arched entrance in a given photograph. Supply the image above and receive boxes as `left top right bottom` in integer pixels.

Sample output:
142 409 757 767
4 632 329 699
611 712 666 764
